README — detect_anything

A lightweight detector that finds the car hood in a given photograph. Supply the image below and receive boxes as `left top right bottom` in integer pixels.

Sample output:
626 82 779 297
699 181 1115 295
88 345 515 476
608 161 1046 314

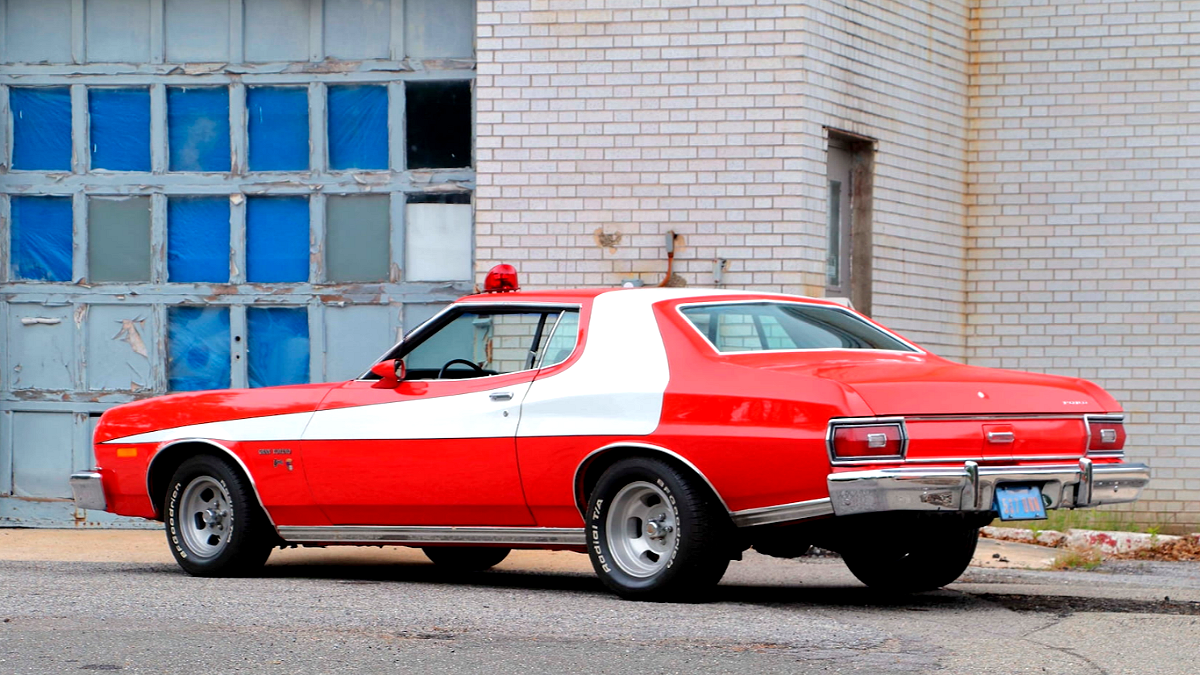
94 383 338 444
736 351 1119 416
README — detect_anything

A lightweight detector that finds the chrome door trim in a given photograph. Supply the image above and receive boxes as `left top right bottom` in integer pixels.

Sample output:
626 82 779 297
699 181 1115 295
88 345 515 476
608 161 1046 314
277 525 587 546
729 497 834 527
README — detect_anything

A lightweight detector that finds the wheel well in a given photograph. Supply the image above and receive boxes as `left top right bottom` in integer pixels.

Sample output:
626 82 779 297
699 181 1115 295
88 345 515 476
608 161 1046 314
146 442 249 519
575 446 730 520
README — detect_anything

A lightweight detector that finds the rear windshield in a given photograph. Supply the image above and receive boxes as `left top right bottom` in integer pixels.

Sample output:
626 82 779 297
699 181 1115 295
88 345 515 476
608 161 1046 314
680 302 916 353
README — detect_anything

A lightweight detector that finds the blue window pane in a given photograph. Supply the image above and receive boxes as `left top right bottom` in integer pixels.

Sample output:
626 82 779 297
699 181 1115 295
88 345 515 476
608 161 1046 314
10 197 73 281
167 307 231 392
89 88 151 171
248 307 310 388
168 87 231 172
248 87 309 172
246 196 309 282
11 87 72 171
327 85 388 170
168 197 231 283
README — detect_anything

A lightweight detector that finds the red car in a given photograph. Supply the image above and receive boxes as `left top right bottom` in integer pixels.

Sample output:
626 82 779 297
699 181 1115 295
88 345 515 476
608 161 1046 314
72 267 1150 599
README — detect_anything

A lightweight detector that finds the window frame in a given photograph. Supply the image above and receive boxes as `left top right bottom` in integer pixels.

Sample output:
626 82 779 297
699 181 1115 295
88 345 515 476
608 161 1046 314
675 300 924 356
360 301 584 382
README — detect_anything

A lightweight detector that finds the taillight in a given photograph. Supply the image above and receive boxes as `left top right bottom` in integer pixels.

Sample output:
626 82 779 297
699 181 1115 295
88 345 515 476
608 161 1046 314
831 423 905 461
1088 419 1126 452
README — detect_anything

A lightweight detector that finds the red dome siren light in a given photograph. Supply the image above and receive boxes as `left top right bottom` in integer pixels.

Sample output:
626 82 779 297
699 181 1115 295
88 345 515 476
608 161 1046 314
484 264 520 293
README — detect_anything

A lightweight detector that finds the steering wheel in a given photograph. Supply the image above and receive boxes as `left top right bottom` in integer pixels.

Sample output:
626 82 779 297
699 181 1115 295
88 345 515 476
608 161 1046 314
437 358 486 379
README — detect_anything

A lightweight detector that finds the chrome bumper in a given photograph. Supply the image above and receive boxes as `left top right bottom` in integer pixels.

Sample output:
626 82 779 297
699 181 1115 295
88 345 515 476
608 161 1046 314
69 472 107 511
827 459 1150 517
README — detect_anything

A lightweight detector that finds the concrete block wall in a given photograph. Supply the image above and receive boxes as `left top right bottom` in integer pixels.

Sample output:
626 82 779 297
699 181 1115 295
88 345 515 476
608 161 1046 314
474 0 971 357
967 0 1200 528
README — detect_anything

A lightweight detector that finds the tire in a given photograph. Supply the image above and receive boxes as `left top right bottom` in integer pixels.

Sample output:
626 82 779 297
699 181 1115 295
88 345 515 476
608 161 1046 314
586 457 730 601
841 519 980 593
422 546 511 572
165 455 274 577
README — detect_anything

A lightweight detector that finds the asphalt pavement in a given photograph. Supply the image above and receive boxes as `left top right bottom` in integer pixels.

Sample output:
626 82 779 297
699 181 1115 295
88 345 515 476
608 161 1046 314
2 530 1199 674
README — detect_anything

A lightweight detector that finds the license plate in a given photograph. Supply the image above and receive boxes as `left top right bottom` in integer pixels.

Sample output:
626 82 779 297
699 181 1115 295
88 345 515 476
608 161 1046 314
994 485 1047 521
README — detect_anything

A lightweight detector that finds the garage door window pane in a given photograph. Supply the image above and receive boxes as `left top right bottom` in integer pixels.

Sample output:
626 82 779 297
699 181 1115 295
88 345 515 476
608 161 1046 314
405 198 472 281
248 307 310 388
246 196 309 282
10 196 73 281
327 85 388 170
168 197 230 282
406 0 474 59
168 87 231 172
89 88 151 171
10 87 72 171
88 196 151 282
248 87 309 172
326 195 390 282
405 81 471 169
167 306 230 391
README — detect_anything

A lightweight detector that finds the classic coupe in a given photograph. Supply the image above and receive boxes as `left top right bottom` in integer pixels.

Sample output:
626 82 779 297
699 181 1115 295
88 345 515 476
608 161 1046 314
72 266 1150 599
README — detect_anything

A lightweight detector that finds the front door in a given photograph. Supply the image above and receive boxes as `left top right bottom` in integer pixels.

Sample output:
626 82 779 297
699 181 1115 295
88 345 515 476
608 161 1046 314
300 305 569 526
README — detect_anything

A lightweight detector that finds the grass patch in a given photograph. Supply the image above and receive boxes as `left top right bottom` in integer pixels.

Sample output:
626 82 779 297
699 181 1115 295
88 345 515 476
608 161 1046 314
995 508 1166 534
1053 547 1104 571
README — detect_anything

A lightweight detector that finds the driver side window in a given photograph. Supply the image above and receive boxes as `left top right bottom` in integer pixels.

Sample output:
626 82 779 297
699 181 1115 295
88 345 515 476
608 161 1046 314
401 309 565 380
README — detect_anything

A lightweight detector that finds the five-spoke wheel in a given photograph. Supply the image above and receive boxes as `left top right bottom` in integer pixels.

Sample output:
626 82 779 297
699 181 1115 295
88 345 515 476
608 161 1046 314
178 476 234 559
165 455 274 577
586 457 730 601
605 481 678 578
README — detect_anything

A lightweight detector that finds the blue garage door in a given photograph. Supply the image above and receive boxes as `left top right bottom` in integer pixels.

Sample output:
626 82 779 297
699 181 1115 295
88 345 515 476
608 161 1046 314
1 0 478 527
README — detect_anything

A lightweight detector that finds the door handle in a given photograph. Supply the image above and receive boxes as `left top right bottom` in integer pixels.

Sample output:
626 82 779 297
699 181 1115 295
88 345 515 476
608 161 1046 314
489 392 514 402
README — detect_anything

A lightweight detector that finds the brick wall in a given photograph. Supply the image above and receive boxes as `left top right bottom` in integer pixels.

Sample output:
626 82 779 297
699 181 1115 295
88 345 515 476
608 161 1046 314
967 0 1200 528
791 0 972 355
474 0 971 357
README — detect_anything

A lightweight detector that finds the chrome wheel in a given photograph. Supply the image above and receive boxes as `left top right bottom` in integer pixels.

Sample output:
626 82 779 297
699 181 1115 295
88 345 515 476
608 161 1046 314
605 481 677 578
179 476 233 560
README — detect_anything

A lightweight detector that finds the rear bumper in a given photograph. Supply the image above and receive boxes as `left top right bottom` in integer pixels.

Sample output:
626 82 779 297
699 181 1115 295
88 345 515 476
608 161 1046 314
69 471 107 511
827 459 1150 517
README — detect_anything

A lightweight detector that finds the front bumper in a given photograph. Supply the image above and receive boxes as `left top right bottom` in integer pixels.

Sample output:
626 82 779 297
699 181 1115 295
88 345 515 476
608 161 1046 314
827 459 1150 517
69 472 107 511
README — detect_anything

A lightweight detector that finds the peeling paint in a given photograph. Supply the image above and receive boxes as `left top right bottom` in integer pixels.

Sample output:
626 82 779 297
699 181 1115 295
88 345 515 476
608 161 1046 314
73 305 87 328
114 320 149 358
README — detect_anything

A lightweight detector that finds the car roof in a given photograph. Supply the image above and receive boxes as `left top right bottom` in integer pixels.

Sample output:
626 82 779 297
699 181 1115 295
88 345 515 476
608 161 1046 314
455 286 845 308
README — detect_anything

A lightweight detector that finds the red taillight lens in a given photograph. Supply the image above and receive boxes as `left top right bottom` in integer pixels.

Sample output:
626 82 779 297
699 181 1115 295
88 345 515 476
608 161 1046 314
484 264 520 293
832 424 904 460
1088 421 1126 451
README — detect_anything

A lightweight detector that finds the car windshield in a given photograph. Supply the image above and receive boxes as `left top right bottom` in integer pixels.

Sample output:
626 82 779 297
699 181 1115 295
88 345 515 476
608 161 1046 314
680 302 916 353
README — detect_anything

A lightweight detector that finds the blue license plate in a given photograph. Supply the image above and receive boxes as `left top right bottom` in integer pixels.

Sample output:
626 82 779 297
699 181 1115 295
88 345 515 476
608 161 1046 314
994 485 1047 521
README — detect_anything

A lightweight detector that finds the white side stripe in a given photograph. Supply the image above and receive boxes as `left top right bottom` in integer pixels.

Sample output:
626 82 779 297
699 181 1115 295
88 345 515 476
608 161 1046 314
516 289 672 437
103 411 315 445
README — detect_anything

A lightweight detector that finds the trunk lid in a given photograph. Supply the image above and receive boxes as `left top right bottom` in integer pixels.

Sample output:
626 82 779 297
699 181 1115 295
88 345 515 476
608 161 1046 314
740 351 1115 462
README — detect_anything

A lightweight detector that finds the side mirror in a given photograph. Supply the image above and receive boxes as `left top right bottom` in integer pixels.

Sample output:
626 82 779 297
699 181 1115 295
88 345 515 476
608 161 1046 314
369 359 405 384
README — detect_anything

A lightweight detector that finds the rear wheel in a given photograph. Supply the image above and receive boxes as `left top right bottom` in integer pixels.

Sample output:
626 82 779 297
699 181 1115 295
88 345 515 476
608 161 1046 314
841 520 979 593
587 457 730 601
165 455 274 577
422 546 511 572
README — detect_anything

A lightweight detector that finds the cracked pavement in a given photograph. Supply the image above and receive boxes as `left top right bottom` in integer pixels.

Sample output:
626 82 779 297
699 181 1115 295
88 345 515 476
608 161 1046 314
1 530 1198 674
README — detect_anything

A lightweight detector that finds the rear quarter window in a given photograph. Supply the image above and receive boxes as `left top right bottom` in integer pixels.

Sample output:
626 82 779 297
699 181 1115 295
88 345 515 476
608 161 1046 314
680 302 916 353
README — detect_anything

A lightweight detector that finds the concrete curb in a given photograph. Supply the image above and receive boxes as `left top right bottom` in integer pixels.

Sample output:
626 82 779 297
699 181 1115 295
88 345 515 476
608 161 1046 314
981 525 1194 555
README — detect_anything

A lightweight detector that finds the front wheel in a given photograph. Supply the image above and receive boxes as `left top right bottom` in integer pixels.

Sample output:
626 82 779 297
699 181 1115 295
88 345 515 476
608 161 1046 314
840 520 980 593
165 455 274 577
587 457 730 601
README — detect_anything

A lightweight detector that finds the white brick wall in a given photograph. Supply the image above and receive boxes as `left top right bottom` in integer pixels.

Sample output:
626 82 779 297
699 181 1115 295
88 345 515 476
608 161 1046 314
475 0 1198 528
475 0 971 357
968 0 1200 528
